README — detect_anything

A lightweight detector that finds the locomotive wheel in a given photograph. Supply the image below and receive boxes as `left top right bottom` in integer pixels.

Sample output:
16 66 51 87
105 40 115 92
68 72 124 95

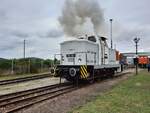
88 78 94 84
64 75 73 82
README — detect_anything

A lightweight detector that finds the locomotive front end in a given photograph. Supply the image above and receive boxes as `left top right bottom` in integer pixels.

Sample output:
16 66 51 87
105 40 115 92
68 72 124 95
53 36 98 82
55 64 94 82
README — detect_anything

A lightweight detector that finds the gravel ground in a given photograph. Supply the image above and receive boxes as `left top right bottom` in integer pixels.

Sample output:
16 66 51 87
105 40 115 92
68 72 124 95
16 69 135 113
0 77 65 95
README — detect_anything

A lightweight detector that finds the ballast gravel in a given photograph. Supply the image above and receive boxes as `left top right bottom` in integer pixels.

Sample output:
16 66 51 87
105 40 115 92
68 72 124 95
16 70 134 113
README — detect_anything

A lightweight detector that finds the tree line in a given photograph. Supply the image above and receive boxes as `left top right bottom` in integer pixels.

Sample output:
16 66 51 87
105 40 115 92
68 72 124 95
0 58 59 75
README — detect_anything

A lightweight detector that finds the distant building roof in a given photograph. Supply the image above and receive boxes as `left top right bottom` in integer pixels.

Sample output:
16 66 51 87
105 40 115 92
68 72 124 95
122 52 150 57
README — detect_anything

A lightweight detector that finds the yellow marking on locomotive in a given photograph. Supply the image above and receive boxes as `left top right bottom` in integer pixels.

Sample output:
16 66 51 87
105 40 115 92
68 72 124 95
80 65 88 79
80 69 85 78
81 66 86 78
82 66 87 74
80 66 84 78
81 67 87 78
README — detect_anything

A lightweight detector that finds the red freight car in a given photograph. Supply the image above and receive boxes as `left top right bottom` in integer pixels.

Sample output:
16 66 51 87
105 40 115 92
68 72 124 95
138 56 149 64
138 56 150 68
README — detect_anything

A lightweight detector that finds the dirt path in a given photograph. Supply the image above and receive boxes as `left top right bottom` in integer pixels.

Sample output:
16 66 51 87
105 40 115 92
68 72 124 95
16 70 134 113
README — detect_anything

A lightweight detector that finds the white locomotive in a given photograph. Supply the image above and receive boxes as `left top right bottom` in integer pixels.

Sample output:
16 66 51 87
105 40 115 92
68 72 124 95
52 35 121 82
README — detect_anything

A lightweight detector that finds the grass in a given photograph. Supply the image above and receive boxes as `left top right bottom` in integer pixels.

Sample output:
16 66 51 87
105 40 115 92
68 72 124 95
70 70 150 113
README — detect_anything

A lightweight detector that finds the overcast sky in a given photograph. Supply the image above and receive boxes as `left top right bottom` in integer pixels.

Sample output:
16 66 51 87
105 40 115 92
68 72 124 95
0 0 150 59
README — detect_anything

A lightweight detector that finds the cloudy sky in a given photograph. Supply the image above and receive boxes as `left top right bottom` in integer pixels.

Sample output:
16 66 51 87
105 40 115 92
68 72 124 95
0 0 149 59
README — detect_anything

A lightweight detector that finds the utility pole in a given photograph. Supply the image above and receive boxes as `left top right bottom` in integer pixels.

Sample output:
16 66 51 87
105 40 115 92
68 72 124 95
133 37 140 75
28 59 31 73
110 19 113 49
24 39 26 59
41 60 43 72
11 59 14 74
114 44 116 50
23 39 26 73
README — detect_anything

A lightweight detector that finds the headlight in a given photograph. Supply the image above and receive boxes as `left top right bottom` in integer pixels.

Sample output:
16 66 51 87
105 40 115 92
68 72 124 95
50 67 56 76
78 58 82 62
61 56 64 61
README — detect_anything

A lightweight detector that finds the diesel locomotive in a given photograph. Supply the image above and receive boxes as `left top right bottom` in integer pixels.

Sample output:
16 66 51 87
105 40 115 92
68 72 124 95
51 35 121 82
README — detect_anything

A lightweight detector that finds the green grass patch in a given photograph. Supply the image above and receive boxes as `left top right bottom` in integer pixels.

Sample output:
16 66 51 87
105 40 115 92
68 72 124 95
70 70 150 113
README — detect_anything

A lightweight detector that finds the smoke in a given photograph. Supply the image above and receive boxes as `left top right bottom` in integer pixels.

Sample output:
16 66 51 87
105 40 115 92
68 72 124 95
59 0 105 37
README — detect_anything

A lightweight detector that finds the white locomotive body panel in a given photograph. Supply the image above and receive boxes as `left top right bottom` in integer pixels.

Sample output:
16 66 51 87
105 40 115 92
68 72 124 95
61 39 99 66
109 48 117 64
60 35 120 69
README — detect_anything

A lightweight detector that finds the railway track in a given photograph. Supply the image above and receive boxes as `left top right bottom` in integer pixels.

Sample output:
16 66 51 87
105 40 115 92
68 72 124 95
0 82 75 113
0 71 132 113
0 73 51 86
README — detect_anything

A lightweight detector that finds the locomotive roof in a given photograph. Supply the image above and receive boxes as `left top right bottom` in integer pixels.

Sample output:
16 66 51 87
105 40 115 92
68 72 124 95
60 38 97 45
60 35 108 45
100 36 107 41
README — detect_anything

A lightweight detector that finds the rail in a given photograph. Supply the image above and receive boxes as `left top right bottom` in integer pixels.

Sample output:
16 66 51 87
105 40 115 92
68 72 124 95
0 82 74 113
0 73 51 85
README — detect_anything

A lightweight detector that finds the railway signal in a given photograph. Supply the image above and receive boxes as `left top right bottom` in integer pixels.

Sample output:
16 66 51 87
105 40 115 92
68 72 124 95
133 37 140 75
